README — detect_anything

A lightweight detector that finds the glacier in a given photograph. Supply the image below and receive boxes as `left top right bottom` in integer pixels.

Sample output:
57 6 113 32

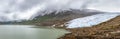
0 0 120 28
66 13 119 28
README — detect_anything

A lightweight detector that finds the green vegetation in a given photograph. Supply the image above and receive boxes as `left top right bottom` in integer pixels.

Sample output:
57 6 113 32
0 10 81 25
12 14 55 25
11 11 74 25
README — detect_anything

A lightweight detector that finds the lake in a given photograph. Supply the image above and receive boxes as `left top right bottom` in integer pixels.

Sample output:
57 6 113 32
0 25 69 39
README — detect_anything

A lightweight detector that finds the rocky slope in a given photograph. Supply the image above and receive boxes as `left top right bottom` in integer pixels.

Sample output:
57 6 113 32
0 9 102 25
59 16 120 39
38 10 102 27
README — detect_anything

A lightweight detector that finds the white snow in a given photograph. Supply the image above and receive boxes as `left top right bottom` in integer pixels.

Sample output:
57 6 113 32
0 0 120 28
66 13 119 28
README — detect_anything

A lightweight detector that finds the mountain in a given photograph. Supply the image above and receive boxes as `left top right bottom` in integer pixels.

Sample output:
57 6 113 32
0 9 103 26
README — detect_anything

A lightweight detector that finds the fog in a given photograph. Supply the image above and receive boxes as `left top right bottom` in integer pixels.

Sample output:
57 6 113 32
0 0 120 22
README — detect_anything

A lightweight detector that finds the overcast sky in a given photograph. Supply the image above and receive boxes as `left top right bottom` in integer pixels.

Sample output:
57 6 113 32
0 0 120 22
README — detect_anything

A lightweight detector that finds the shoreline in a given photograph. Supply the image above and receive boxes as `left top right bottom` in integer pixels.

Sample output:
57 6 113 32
58 16 120 39
3 12 120 39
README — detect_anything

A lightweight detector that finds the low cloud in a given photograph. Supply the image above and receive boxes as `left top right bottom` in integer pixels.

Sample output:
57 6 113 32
0 0 120 22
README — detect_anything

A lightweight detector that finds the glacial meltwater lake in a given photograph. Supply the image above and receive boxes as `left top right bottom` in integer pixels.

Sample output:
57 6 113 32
0 25 69 39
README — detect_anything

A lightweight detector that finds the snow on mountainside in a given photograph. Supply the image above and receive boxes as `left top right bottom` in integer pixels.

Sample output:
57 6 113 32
0 0 120 28
66 13 119 28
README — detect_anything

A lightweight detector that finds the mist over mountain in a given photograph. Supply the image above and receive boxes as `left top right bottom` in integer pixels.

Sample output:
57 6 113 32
0 0 120 22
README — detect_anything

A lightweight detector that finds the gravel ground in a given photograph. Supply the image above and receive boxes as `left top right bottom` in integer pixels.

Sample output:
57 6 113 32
59 16 120 39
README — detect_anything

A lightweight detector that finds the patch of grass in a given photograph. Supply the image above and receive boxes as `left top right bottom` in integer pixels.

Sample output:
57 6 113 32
11 15 55 25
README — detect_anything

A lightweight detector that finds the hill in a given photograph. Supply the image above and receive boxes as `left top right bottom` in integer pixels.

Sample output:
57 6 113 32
0 9 101 26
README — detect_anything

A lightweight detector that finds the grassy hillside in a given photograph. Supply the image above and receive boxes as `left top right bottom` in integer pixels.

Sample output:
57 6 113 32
0 10 101 26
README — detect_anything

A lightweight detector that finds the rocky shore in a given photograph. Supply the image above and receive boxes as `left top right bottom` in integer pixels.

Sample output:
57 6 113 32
5 10 120 39
33 10 120 39
59 16 120 39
